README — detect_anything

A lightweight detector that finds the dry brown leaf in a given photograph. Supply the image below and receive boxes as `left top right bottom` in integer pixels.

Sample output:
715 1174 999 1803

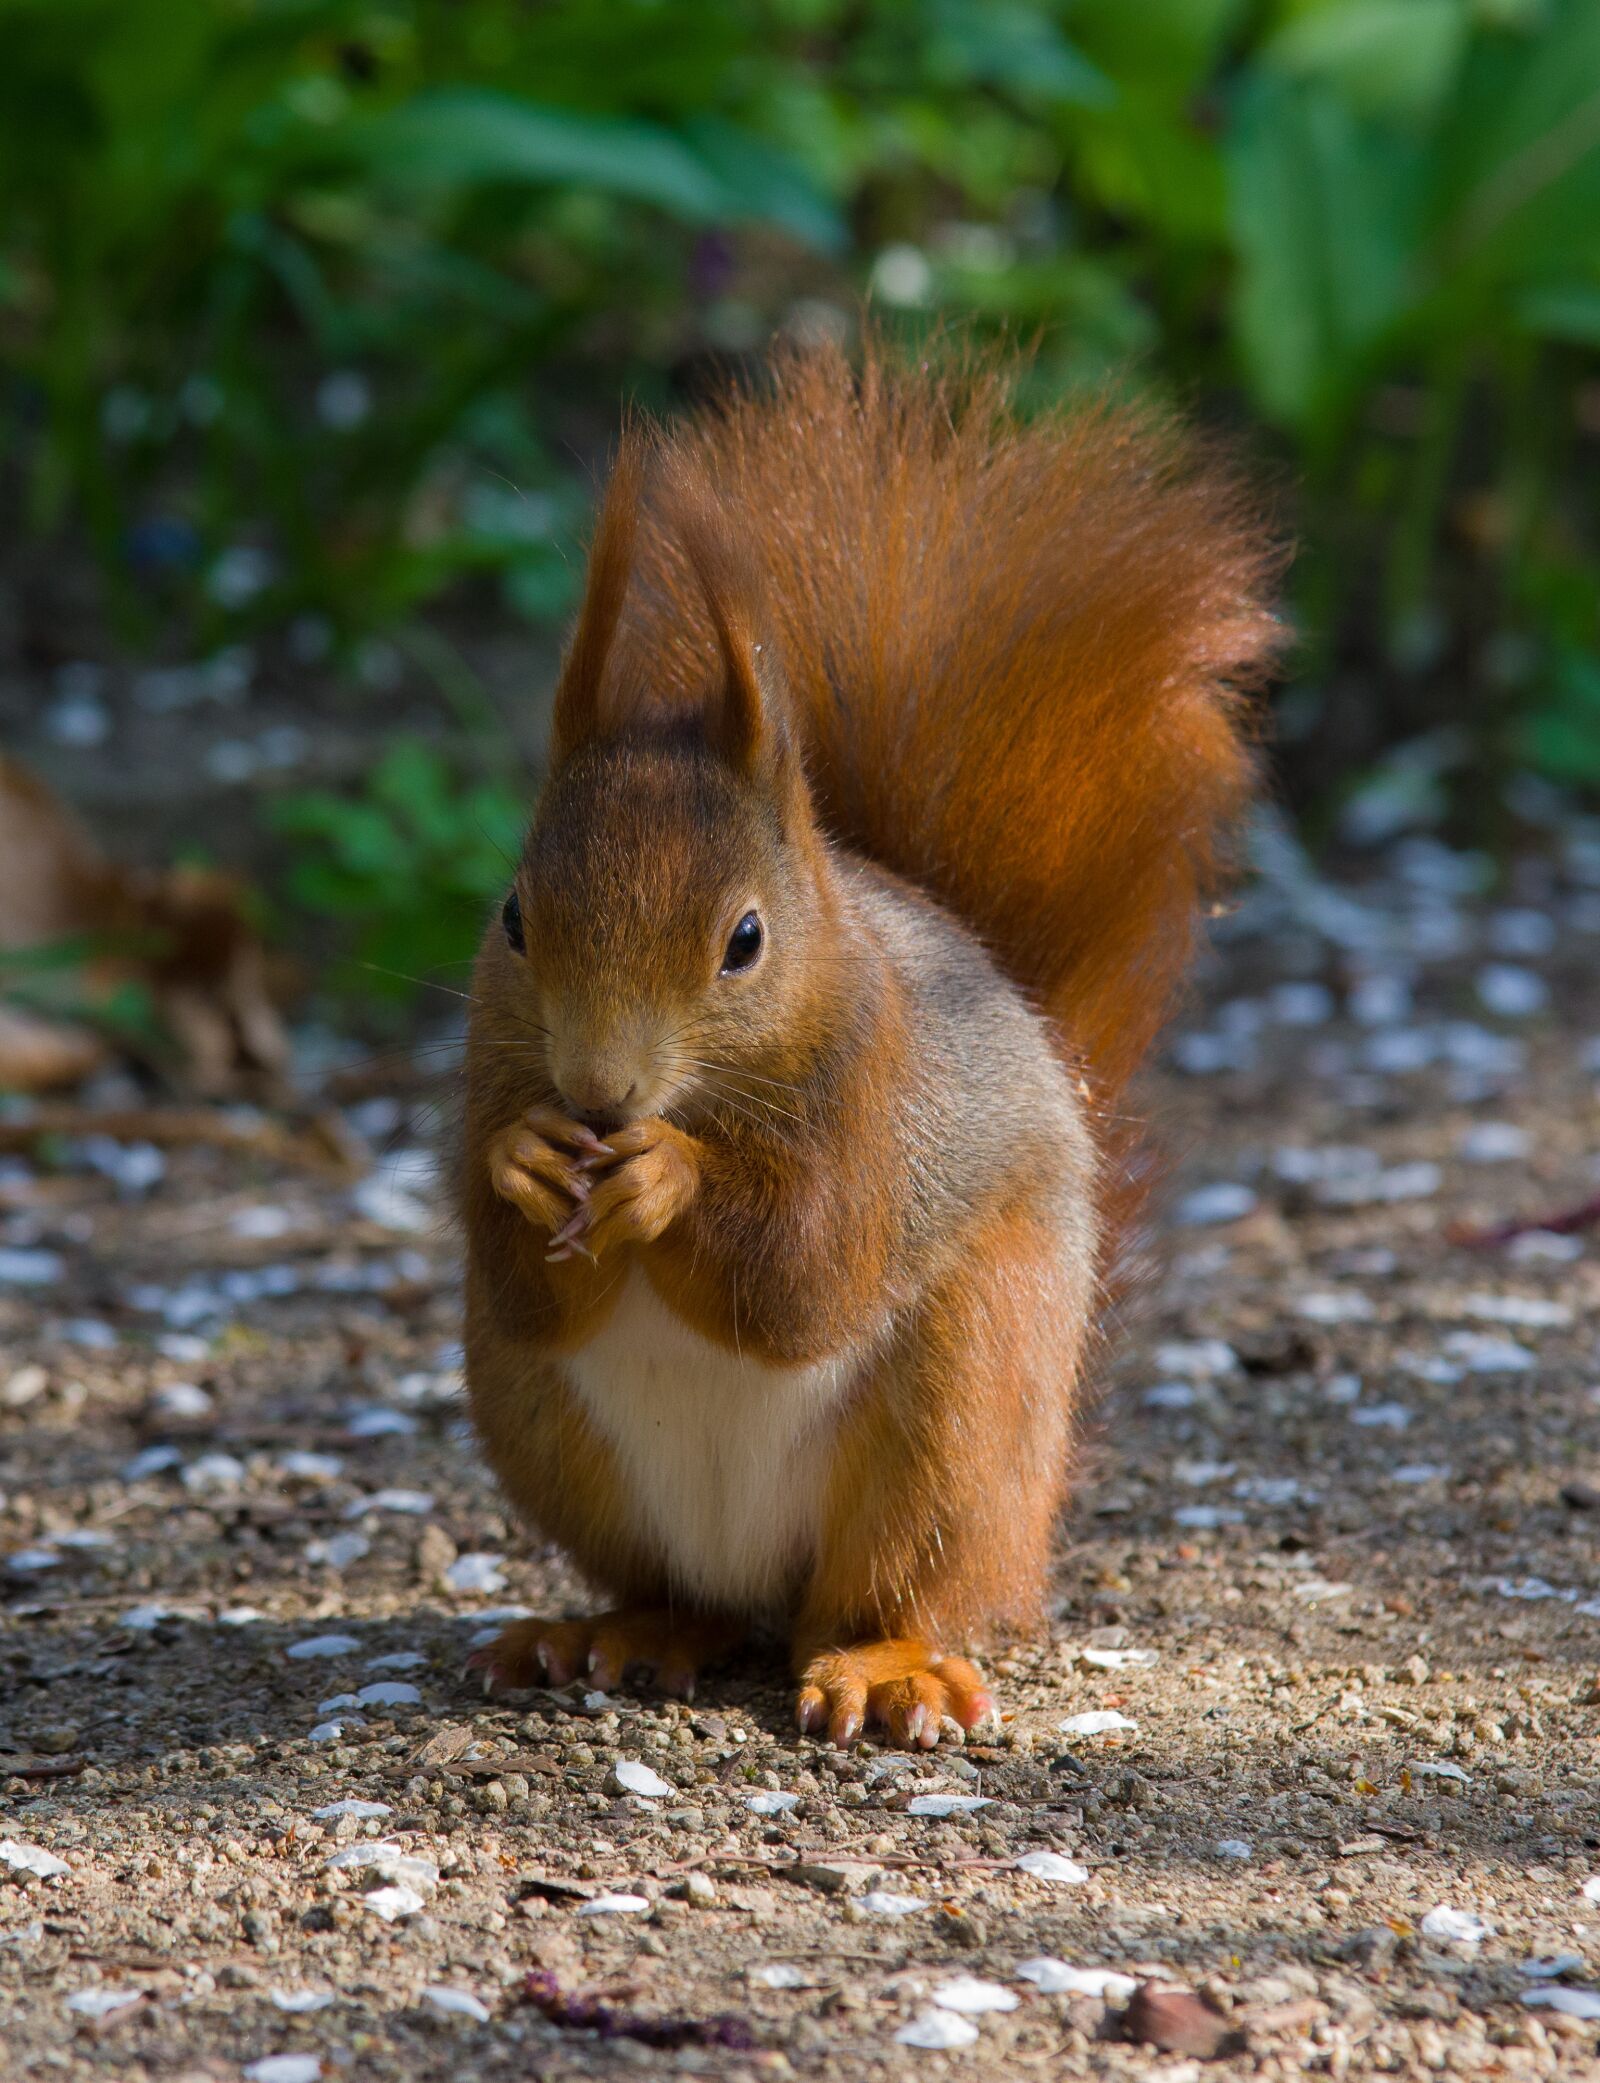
0 755 288 1093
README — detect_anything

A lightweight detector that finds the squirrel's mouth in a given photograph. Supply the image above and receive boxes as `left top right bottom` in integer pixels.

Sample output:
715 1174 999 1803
573 1104 631 1136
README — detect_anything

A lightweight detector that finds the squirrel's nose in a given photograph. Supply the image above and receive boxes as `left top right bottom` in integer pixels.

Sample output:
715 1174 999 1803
559 1074 638 1123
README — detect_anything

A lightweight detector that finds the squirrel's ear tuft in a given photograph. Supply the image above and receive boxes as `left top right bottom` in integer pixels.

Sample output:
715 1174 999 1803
550 426 648 765
671 486 776 778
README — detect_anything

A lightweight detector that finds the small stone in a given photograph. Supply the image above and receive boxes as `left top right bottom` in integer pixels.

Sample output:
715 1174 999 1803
1420 1905 1493 1946
683 1872 717 1907
364 1884 425 1922
788 1863 858 1894
423 1985 491 2022
1014 1850 1088 1884
1524 1987 1600 2019
751 1963 814 1989
65 1987 142 2018
932 1976 1018 2015
1393 1655 1431 1686
354 1682 421 1709
0 1840 68 1879
577 1892 651 1915
896 2010 978 2049
30 1725 79 1755
1123 1984 1241 2058
609 1759 674 1800
743 1790 798 1816
1058 1710 1137 1737
442 1552 505 1596
1017 1960 1137 2000
287 1635 361 1662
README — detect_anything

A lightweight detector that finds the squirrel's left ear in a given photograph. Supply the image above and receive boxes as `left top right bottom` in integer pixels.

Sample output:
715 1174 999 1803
673 497 781 778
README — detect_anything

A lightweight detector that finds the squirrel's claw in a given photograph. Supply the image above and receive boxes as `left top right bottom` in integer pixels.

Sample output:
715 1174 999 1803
795 1642 994 1749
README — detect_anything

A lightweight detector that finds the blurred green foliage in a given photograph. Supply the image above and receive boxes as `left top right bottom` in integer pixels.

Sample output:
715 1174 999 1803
3 0 1599 822
268 738 526 996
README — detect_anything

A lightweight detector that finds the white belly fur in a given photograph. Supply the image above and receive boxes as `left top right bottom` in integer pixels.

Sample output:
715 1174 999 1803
562 1268 862 1611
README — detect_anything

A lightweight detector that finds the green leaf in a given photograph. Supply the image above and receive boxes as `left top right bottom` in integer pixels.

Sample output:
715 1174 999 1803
1263 0 1468 122
1516 280 1600 343
346 87 727 222
679 116 845 251
1429 1 1600 287
1068 0 1245 93
1226 74 1420 434
922 1 1113 105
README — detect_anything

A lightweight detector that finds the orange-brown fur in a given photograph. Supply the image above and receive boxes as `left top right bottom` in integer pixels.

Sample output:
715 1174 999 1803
460 339 1281 1744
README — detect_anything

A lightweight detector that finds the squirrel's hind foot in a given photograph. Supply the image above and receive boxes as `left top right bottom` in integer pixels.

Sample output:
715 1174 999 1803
795 1640 995 1749
465 1608 742 1701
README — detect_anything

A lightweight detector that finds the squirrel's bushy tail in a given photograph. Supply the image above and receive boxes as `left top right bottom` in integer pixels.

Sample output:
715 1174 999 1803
623 338 1284 1103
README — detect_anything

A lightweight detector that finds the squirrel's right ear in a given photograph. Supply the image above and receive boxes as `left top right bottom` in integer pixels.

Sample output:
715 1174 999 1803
549 429 647 765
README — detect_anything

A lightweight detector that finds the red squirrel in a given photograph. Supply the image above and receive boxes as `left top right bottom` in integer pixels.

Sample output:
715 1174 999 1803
459 340 1281 1747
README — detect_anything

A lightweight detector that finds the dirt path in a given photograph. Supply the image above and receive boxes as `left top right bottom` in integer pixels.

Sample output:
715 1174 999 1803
5 836 1600 2080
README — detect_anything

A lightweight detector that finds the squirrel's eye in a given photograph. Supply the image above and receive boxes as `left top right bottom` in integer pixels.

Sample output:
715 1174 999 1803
721 910 764 975
501 890 525 954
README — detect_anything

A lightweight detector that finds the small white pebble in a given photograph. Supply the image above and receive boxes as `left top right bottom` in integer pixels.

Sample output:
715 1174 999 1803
1173 1182 1257 1227
152 1381 212 1417
750 1963 814 1988
1457 1122 1531 1163
304 1534 369 1569
1144 1382 1196 1410
1014 1850 1088 1883
278 1450 344 1482
181 1452 246 1493
1016 1959 1136 1999
1058 1711 1137 1737
611 1759 675 1800
345 1406 419 1438
355 1681 421 1709
1421 1905 1493 1945
119 1603 173 1631
1350 1402 1413 1430
443 1553 507 1595
896 2009 979 2049
1 1840 68 1878
423 1986 490 2022
345 1488 433 1517
122 1446 183 1481
244 2058 324 2083
287 1635 362 1661
577 1892 651 1915
1523 1987 1600 2019
66 1988 142 2018
932 1976 1018 2015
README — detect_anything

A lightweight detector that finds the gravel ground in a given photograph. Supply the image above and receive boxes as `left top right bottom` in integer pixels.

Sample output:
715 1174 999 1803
6 829 1600 2081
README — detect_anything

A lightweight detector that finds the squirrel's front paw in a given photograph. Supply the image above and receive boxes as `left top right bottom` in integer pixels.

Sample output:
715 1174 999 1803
487 1107 610 1243
545 1119 699 1262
